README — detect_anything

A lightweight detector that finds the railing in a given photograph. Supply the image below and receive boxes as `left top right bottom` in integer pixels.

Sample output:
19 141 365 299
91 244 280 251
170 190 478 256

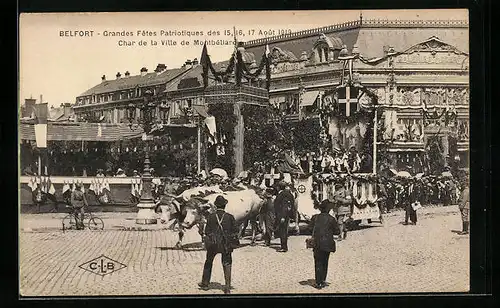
244 19 468 47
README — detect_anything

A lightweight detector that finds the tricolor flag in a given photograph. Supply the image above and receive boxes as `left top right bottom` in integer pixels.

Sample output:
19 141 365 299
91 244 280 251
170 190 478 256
204 116 217 145
34 103 48 148
265 43 271 58
265 43 271 90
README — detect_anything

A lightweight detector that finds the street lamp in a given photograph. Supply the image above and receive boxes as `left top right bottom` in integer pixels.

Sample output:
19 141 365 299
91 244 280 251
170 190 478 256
127 88 159 224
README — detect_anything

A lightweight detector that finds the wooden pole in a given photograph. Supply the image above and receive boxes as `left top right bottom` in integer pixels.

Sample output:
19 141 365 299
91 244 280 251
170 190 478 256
44 149 48 176
233 101 244 176
203 130 209 174
197 121 201 174
38 154 42 176
39 94 44 175
373 107 378 174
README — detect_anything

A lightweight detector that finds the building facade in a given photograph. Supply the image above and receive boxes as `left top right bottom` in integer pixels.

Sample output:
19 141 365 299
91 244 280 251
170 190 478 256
73 17 470 173
242 18 469 172
72 61 201 124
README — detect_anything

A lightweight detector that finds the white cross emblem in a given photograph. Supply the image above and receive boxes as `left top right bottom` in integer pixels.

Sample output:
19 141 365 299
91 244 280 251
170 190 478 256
263 167 281 187
338 86 359 117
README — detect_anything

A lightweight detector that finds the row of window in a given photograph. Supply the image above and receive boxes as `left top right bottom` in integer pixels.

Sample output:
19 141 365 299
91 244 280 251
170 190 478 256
77 97 202 124
76 85 166 105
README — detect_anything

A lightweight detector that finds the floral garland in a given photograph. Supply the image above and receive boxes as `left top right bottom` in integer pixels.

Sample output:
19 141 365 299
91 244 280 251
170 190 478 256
202 46 271 90
312 173 379 185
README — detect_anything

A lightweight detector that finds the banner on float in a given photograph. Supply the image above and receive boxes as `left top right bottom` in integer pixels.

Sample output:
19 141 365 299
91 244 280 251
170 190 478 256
351 203 380 221
295 176 317 221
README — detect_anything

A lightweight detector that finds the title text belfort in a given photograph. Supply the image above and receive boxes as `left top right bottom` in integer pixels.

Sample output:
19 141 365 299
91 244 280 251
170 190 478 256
59 29 293 38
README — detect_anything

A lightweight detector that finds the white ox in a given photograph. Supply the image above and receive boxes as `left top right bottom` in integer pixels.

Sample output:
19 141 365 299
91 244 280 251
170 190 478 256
159 186 264 249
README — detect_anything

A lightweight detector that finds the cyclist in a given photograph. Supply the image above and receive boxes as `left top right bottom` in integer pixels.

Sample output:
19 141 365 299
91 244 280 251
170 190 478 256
71 183 88 229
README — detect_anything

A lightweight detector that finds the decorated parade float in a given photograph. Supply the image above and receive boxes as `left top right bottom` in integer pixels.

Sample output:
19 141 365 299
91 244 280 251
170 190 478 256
253 80 382 227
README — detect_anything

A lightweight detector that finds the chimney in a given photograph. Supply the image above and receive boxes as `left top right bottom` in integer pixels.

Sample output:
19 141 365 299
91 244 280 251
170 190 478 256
101 75 106 82
192 58 199 65
140 67 148 76
24 98 36 118
116 72 122 79
124 71 130 77
155 64 167 74
63 103 72 118
184 59 192 69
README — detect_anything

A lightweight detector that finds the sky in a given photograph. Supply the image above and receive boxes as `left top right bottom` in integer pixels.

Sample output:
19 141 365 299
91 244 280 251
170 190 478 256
19 9 468 108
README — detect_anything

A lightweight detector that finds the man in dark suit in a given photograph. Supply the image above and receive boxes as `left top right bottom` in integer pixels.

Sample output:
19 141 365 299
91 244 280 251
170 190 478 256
310 200 341 289
198 195 239 294
403 178 419 225
274 181 295 252
260 188 276 246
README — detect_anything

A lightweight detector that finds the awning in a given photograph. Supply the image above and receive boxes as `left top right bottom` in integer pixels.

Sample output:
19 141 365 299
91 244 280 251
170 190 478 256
192 104 210 118
19 122 144 142
300 91 320 107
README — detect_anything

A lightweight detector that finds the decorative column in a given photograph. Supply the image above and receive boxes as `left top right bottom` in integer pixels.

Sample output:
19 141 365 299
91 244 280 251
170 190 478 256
441 131 450 168
136 134 157 224
233 101 244 176
197 119 201 174
372 107 378 174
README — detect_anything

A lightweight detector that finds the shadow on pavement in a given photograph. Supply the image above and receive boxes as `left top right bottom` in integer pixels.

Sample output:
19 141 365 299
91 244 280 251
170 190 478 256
156 242 205 251
199 282 233 293
299 279 316 288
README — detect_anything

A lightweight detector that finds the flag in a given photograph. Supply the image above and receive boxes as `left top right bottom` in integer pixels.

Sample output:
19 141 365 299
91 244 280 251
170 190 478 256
200 43 210 88
34 103 48 148
48 181 56 195
265 43 271 58
204 116 217 144
265 43 271 90
338 86 359 117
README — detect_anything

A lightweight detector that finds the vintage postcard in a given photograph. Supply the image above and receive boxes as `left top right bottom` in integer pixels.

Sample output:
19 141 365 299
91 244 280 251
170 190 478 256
19 9 470 296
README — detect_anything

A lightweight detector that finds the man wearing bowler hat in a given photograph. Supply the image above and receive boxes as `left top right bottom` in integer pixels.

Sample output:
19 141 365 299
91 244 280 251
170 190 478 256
199 195 239 294
309 199 341 289
274 181 295 252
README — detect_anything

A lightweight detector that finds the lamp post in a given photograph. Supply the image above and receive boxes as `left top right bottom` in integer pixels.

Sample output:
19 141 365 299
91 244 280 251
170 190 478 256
127 89 159 225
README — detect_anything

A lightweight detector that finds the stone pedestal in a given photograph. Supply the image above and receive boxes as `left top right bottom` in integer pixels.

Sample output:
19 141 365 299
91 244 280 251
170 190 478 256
136 204 157 225
135 152 157 225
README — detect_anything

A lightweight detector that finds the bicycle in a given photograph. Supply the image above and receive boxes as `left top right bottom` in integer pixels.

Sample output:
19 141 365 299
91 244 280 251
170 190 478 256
62 205 105 232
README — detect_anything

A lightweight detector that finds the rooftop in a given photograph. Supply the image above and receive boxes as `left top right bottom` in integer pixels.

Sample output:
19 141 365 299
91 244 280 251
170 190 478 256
78 66 191 97
245 18 469 60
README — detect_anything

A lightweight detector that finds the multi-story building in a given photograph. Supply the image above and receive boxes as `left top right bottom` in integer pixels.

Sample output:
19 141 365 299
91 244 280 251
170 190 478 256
72 17 470 173
72 61 200 124
165 17 470 172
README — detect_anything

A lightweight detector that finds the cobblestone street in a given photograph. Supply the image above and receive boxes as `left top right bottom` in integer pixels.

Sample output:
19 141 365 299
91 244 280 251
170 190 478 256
19 205 469 296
